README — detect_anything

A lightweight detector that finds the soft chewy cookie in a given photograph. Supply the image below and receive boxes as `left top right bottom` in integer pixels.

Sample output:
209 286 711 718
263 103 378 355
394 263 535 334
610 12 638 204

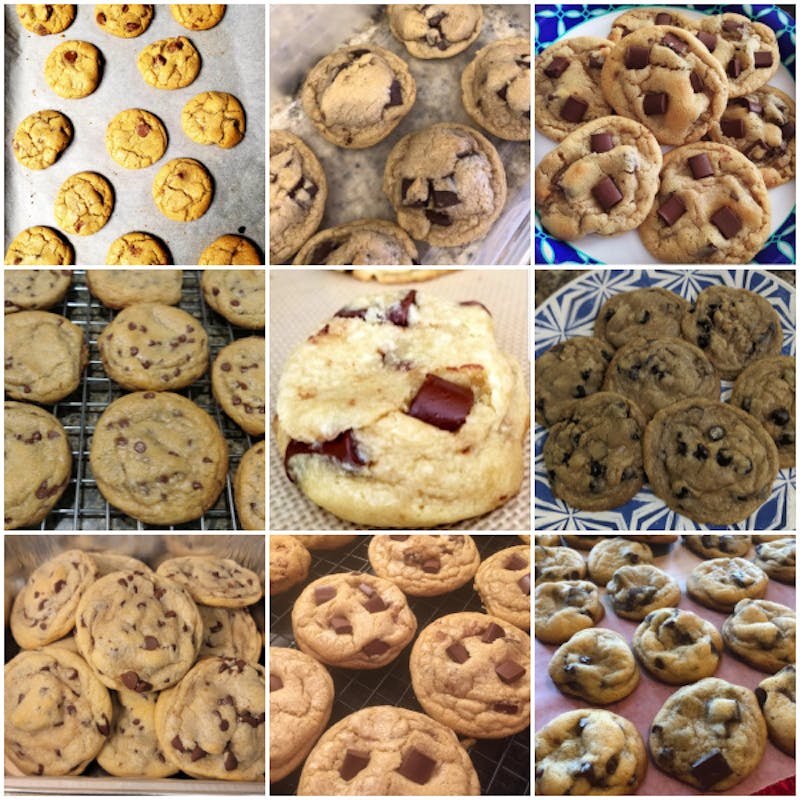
54 171 114 236
535 37 614 141
649 677 766 790
156 556 262 607
536 708 647 795
535 545 587 584
4 646 112 776
543 391 647 511
602 337 720 420
105 109 167 169
722 598 795 673
302 44 416 149
234 442 265 530
5 226 73 265
17 4 75 35
86 269 182 307
89 391 228 525
201 269 265 328
152 158 212 221
95 4 153 37
383 123 507 247
640 142 772 264
643 399 779 525
754 536 796 583
731 355 795 469
4 268 71 313
369 534 480 596
686 556 768 612
298 705 480 794
169 3 225 30
277 291 528 527
105 232 171 265
292 572 417 669
534 580 604 645
600 25 729 146
410 612 530 738
462 37 529 141
198 235 261 265
293 219 420 266
682 533 751 559
269 646 334 783
155 657 264 780
182 91 245 149
595 287 688 349
5 310 86 402
211 336 265 435
137 36 200 89
587 537 653 585
44 40 101 98
608 7 695 43
75 569 202 692
13 110 72 170
632 607 722 684
98 303 208 391
270 535 311 596
606 564 681 620
474 545 530 629
387 4 482 59
680 286 782 380
756 665 795 756
198 605 261 662
535 115 662 241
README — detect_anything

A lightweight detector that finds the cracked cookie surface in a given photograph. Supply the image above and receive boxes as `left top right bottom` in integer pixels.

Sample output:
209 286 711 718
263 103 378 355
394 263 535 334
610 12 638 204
387 4 482 59
13 110 72 170
4 226 73 266
105 232 171 265
137 36 200 89
152 158 212 221
198 235 260 265
95 4 152 37
44 40 101 98
106 109 167 169
55 171 114 236
17 4 75 35
182 91 245 149
169 3 225 30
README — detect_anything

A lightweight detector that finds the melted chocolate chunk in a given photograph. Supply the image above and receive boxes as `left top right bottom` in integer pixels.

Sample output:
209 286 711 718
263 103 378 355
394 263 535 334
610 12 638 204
690 748 732 790
315 585 337 605
270 674 283 692
407 373 473 432
396 748 437 785
387 290 417 326
284 429 366 477
544 56 569 79
340 749 370 780
482 622 505 643
560 95 588 123
625 46 650 69
330 615 353 635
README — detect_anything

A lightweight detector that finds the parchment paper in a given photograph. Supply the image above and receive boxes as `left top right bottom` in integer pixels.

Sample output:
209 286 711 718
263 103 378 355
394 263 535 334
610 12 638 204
4 4 265 265
269 4 530 266
534 536 797 795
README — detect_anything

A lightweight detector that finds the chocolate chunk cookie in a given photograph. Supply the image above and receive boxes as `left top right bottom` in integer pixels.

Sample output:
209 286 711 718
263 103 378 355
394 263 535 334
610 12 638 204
201 269 265 329
608 7 695 43
137 36 200 89
606 564 681 620
211 336 265 435
722 598 795 673
730 355 795 468
595 287 688 349
44 40 102 98
682 534 751 559
155 556 262 608
756 665 795 756
600 25 729 146
4 226 73 266
4 269 71 313
534 580 604 645
95 4 153 37
587 537 653 585
474 545 530 629
649 677 766 790
13 110 73 170
169 3 225 30
535 37 614 141
754 536 796 583
535 116 662 241
686 556 769 612
270 535 311 596
644 398 779 525
543 391 647 511
387 4 482 59
17 4 75 35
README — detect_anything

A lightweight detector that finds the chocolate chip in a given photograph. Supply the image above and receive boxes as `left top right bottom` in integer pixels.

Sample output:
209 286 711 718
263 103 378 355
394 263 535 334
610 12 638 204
386 79 403 107
720 118 745 138
432 189 460 208
723 19 743 33
143 635 159 650
697 31 717 51
658 194 687 226
390 535 409 541
401 178 428 207
284 429 366 476
191 746 206 762
694 443 709 460
396 748 437 785
592 176 623 212
482 622 505 643
54 579 66 592
387 289 416 326
96 715 110 736
655 12 672 24
224 750 238 771
591 132 613 153
518 573 531 595
408 373 473 432
643 92 668 115
495 659 526 684
446 643 470 663
544 56 569 78
362 639 390 656
689 153 714 179
754 51 773 68
716 450 733 467
690 749 732 790
506 553 527 571
134 441 147 453
340 749 370 780
424 209 452 226
662 33 687 55
755 686 767 707
270 673 283 692
728 57 742 78
690 72 705 93
625 45 650 69
771 408 790 425
330 615 352 635
136 123 151 137
710 207 742 239
315 585 336 604
560 95 587 123
64 50 77 63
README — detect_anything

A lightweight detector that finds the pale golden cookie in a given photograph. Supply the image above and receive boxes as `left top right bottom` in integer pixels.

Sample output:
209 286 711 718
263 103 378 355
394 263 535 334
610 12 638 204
137 36 200 89
4 226 73 266
86 269 182 307
94 4 153 37
182 91 245 149
13 110 73 170
201 269 264 328
152 158 212 221
106 232 171 265
54 171 114 236
17 4 75 35
156 555 263 607
106 109 167 169
198 234 261 265
4 268 72 313
211 336 265 435
170 3 225 30
234 441 265 530
44 40 102 99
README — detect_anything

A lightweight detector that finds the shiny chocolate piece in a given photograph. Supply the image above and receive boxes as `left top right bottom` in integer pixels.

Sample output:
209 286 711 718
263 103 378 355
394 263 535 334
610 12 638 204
658 194 687 226
720 118 745 138
396 748 437 785
315 585 337 605
735 97 764 115
690 72 704 93
269 674 283 692
591 132 613 153
340 749 370 781
387 79 403 107
625 46 650 69
387 289 417 326
723 19 743 33
662 33 687 55
643 92 668 115
689 153 714 179
560 95 588 123
408 373 474 432
711 207 742 239
697 31 717 52
284 429 366 477
362 594 386 613
362 639 390 656
432 189 460 208
518 573 531 595
446 642 470 663
495 659 526 684
655 12 672 24
421 557 441 574
390 535 409 541
753 51 773 68
728 57 742 78
544 56 569 79
330 615 353 635
690 748 733 790
424 208 452 226
592 176 623 212
481 622 505 643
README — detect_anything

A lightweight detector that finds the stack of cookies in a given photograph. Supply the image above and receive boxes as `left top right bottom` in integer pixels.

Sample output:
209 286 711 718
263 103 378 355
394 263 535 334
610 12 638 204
535 8 795 263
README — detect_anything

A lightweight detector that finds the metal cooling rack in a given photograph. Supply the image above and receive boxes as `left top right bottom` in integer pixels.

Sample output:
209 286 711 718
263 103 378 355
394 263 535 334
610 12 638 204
23 269 263 530
269 534 531 795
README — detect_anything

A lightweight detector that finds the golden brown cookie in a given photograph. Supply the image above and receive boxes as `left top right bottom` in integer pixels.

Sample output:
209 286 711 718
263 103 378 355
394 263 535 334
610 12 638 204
54 171 114 236
13 110 73 170
152 158 212 221
137 36 200 89
44 40 102 99
106 109 167 169
181 91 245 148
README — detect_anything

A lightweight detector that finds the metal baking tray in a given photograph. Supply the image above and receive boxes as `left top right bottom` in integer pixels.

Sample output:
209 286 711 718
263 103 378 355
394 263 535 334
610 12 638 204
5 533 265 794
269 534 531 795
5 269 264 530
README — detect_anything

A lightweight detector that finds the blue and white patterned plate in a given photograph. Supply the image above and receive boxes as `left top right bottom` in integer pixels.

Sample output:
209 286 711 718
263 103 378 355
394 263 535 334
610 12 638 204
534 4 797 265
535 269 796 530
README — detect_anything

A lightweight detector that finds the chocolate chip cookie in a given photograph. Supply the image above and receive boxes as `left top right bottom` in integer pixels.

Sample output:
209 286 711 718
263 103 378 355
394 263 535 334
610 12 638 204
535 115 662 241
270 535 311 596
44 40 102 98
410 612 530 738
608 7 695 43
387 4 483 59
95 4 153 37
54 171 115 236
211 336 265 435
535 37 614 141
595 287 689 349
199 605 261 662
383 123 507 247
234 441 265 530
474 545 530 629
686 556 769 612
137 36 200 89
756 665 795 756
753 536 796 583
722 598 795 673
643 399 780 525
543 391 647 511
534 580 604 645
534 545 587 585
152 158 212 221
600 25 729 146
86 269 182 308
4 268 71 313
201 269 265 329
156 556 262 608
606 564 681 620
649 677 766 790
730 355 795 469
13 110 73 170
682 534 751 559
105 109 167 169
198 235 261 265
169 3 225 30
4 226 73 266
587 537 653 585
17 4 75 35
182 91 245 149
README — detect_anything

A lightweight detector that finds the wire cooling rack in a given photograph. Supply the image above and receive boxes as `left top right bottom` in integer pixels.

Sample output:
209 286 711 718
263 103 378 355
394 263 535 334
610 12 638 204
269 534 531 795
15 269 262 530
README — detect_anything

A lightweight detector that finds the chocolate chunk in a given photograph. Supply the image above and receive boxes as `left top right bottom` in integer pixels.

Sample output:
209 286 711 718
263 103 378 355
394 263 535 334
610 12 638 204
662 33 687 55
387 289 416 326
330 615 353 635
224 750 238 771
495 659 526 684
424 209 452 226
482 622 505 643
560 95 588 123
96 715 110 736
735 97 764 115
340 749 370 780
689 153 714 179
309 240 338 264
716 450 733 467
119 671 152 693
191 746 206 762
396 748 437 785
728 57 742 78
143 635 159 650
446 643 470 663
387 79 403 107
753 51 773 68
544 56 569 79
690 72 704 93
771 408 790 425
723 19 743 33
655 12 672 24
493 701 518 714
710 207 742 239
690 748 732 790
720 118 745 138
625 46 650 69
421 557 441 574
315 585 337 605
432 189 460 208
694 443 709 460
408 373 473 432
270 674 283 692
591 132 613 153
755 686 767 707
171 735 185 752
362 639 390 656
697 31 717 52
658 194 687 226
284 429 366 476
362 594 387 613
390 535 409 541
592 176 623 212
643 92 668 115
505 553 527 571
518 573 531 595
401 178 428 207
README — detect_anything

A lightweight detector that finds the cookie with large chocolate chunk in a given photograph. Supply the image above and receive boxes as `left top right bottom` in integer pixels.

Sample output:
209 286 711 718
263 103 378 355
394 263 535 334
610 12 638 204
755 665 796 756
387 4 482 59
606 564 681 621
608 8 695 43
722 598 795 673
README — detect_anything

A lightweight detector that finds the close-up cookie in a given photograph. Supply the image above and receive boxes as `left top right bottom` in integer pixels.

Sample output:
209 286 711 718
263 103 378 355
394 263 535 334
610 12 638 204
4 268 71 313
600 25 729 146
587 536 653 585
137 36 200 89
686 556 769 612
201 269 265 328
13 110 73 170
594 287 688 349
105 232 171 265
211 336 265 435
410 612 530 738
606 564 681 620
302 44 416 149
756 665 796 756
387 4 483 59
44 40 102 98
89 391 228 525
639 143 771 264
535 116 662 241
169 3 226 30
86 269 182 307
182 91 245 149
533 579 604 645
643 398 780 525
608 7 695 43
368 534 480 596
753 536 796 583
270 534 311 595
292 572 418 669
198 235 261 265
54 171 114 236
95 4 153 37
277 291 528 528
105 109 167 169
152 158 212 222
462 37 529 141
722 598 795 673
473 545 530 629
234 441 265 530
297 705 480 795
4 226 73 266
156 555 262 607
534 545 587 585
383 123 507 247
17 4 75 35
649 677 766 790
5 310 86 402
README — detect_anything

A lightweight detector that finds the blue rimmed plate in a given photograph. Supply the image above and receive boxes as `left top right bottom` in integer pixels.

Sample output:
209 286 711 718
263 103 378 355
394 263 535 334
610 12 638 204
535 269 796 530
534 4 797 265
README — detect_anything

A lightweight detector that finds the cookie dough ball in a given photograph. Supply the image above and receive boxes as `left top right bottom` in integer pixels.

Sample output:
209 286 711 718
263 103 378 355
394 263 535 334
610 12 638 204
106 109 167 169
13 110 72 170
182 91 245 149
4 226 73 266
44 40 102 99
54 171 114 236
388 4 483 59
152 158 212 222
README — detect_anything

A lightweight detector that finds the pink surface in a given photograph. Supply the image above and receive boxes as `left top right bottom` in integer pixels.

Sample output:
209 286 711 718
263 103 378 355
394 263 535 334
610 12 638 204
534 537 797 796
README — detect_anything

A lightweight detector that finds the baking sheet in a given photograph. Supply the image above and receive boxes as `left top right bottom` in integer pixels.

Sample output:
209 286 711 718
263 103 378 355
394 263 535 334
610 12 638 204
269 3 531 265
268 269 531 530
534 535 797 795
4 4 265 265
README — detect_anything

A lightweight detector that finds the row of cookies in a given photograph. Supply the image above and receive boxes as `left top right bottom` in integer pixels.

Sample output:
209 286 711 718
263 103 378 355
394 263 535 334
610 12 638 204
536 284 794 525
5 547 265 780
3 269 265 529
270 534 530 793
